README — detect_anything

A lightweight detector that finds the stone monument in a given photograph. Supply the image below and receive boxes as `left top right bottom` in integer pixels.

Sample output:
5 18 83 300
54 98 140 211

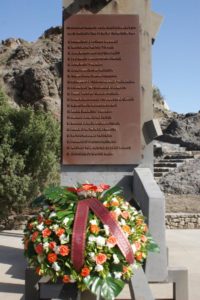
25 1 189 299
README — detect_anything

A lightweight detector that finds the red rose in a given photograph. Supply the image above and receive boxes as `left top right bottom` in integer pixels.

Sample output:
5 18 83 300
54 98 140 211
81 267 90 277
31 231 39 242
97 184 110 192
42 228 52 238
66 187 77 193
38 215 43 224
82 184 97 191
49 241 56 250
63 275 70 283
59 245 70 256
35 243 43 255
47 253 57 263
56 228 65 237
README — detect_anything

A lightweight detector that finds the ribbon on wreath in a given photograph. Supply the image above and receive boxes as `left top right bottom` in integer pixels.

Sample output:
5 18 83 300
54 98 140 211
71 198 134 271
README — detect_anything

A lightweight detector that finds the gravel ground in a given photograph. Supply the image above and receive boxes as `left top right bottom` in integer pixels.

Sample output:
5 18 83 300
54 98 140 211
165 194 200 213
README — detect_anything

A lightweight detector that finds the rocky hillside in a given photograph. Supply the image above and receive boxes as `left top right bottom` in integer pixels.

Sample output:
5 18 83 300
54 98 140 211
0 27 62 118
0 26 199 149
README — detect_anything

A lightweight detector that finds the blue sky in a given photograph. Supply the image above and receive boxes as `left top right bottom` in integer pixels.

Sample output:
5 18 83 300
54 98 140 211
0 0 199 114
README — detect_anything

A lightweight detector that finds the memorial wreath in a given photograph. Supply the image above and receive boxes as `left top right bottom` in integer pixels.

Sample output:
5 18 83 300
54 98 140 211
24 183 159 300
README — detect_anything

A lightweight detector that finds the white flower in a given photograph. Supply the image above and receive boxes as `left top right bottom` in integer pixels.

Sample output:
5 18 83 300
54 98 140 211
96 236 106 247
131 244 137 254
43 242 49 251
89 219 97 225
119 218 126 225
130 216 135 221
103 225 110 236
54 246 60 254
88 235 96 243
37 223 44 231
111 197 118 202
89 252 96 261
113 254 120 264
95 264 104 272
49 212 56 218
52 224 59 231
62 217 69 225
114 208 121 215
131 227 135 233
114 272 122 279
52 262 61 272
59 234 69 244
70 277 76 283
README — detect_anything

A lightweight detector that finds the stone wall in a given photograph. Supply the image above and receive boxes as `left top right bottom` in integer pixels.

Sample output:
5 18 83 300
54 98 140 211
166 213 200 229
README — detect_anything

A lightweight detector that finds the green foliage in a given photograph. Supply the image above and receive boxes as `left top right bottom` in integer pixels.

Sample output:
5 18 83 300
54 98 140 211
84 276 125 300
0 89 60 221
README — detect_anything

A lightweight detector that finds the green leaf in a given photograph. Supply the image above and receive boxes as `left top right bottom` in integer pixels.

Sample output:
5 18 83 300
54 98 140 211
101 277 125 300
147 241 160 253
84 276 124 300
44 186 78 203
100 186 123 200
31 194 48 208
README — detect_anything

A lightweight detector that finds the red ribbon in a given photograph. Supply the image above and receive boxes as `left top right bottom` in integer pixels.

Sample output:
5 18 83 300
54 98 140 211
71 198 134 272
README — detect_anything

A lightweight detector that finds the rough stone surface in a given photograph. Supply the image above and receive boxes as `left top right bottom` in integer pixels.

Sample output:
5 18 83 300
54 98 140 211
159 158 200 194
0 27 62 117
166 213 200 229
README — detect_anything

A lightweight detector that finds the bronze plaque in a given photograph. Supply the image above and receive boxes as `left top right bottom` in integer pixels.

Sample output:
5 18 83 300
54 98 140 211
62 15 141 165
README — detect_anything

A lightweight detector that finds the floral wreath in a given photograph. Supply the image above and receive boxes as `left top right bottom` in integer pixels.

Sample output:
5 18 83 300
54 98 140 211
24 183 159 300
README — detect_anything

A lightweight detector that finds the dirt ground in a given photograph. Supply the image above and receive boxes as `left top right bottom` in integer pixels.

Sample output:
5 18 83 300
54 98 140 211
165 194 200 213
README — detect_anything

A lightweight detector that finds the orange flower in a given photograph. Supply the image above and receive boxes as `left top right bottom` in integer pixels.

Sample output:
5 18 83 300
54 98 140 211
36 267 43 275
136 218 143 225
28 223 33 230
121 211 130 220
107 236 117 247
49 241 56 250
111 199 119 207
42 228 52 238
63 275 70 283
141 235 148 243
90 224 100 234
110 211 118 221
103 202 110 208
56 228 65 237
47 253 57 263
59 245 70 256
35 243 43 255
31 231 39 242
143 224 148 233
44 219 52 226
123 266 129 274
81 267 90 277
122 225 131 235
95 253 107 265
135 252 143 262
135 241 141 250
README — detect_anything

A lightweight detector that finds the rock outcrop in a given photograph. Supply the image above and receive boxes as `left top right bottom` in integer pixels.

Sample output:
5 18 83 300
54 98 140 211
0 27 62 117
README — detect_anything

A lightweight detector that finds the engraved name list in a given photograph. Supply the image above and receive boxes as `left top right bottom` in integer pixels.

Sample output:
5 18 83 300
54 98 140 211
62 15 141 164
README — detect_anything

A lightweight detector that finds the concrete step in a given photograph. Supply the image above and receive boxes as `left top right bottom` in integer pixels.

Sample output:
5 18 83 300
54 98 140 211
164 154 194 160
154 168 170 173
154 163 177 168
154 172 163 178
158 159 184 163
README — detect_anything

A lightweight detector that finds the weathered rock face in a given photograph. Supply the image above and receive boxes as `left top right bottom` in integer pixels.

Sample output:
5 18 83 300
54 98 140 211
159 158 200 194
0 27 62 117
